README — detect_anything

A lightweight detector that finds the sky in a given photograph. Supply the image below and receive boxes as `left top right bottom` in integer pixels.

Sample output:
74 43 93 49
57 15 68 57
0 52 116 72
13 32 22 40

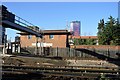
2 2 118 41
118 1 120 23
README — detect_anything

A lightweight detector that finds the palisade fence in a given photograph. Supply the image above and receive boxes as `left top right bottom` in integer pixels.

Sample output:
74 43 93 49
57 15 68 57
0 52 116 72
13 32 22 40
21 47 120 59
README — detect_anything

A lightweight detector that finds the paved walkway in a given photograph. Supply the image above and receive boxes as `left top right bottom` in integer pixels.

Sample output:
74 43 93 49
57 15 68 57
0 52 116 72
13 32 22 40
66 60 119 68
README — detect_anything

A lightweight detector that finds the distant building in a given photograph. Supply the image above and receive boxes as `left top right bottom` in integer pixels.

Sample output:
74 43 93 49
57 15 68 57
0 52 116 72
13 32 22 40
70 21 81 36
118 1 120 23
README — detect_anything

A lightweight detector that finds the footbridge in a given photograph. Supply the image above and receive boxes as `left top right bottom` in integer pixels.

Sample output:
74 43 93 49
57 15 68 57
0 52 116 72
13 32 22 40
0 5 42 54
0 5 42 37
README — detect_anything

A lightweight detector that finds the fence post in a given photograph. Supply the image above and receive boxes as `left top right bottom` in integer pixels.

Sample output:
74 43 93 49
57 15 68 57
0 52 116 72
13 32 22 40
49 47 51 56
107 48 110 58
67 48 68 58
70 48 71 57
56 47 58 57
69 48 70 57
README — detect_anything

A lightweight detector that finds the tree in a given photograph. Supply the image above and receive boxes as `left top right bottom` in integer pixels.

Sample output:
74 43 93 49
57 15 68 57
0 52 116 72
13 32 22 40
97 16 120 45
97 19 105 45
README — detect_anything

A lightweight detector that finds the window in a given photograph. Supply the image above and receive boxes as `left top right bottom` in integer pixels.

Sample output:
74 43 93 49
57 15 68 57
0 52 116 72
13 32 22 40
49 35 54 39
28 35 32 39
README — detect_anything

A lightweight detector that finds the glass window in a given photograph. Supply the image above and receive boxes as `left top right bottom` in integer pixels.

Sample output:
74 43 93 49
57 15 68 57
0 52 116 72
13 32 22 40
28 35 32 39
49 35 54 39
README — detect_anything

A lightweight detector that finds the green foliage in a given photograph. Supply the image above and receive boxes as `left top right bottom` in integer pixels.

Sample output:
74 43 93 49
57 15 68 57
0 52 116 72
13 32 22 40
73 38 97 45
97 16 120 45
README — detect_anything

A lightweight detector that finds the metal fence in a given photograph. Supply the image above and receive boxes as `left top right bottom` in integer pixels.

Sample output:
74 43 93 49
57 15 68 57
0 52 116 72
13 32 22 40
20 47 120 59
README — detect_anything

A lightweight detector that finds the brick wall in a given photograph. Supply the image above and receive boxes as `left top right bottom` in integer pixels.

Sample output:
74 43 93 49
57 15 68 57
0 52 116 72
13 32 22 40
20 35 37 47
20 34 68 48
44 35 67 48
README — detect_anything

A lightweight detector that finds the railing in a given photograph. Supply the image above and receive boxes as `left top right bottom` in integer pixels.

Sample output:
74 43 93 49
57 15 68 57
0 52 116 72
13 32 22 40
1 5 42 33
15 15 43 34
15 15 35 28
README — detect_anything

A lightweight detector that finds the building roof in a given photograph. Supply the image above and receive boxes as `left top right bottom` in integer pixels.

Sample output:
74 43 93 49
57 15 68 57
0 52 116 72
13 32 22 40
71 21 80 23
18 30 72 35
72 36 98 39
43 30 71 35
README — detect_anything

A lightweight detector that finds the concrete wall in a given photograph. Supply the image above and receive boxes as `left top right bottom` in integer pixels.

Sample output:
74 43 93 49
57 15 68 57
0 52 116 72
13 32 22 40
71 45 120 51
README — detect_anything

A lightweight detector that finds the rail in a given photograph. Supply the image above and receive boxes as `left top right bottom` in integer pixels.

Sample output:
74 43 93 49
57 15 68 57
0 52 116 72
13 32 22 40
2 65 120 73
2 65 120 78
15 15 35 27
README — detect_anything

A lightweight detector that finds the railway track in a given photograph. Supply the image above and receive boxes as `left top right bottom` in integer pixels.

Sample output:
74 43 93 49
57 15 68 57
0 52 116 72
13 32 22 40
2 65 120 79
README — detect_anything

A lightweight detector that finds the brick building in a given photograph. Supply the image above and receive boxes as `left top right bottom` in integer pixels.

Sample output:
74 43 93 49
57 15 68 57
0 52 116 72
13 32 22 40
20 30 71 48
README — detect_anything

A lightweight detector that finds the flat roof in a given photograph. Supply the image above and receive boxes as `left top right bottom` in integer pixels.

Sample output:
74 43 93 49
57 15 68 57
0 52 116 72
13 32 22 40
43 30 71 35
72 36 98 39
18 30 72 35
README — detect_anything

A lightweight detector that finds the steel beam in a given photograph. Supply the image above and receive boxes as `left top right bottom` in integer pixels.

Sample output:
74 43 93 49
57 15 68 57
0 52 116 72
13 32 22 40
2 20 42 38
